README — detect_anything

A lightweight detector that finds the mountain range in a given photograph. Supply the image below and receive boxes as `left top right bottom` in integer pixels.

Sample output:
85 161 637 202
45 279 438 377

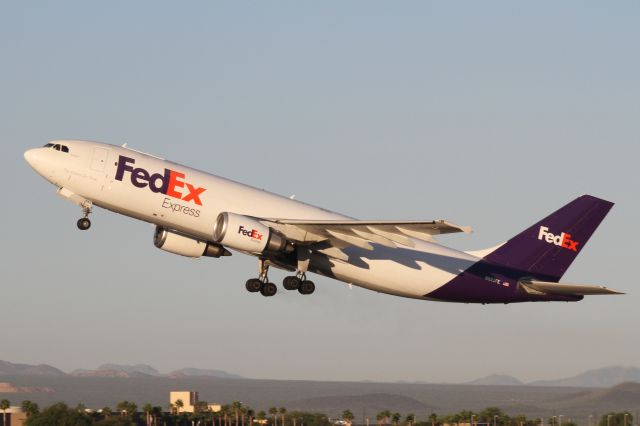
2 360 640 388
464 366 640 387
0 361 243 380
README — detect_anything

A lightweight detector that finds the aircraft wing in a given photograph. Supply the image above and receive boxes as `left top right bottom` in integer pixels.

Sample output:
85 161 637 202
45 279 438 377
264 219 472 251
519 279 624 296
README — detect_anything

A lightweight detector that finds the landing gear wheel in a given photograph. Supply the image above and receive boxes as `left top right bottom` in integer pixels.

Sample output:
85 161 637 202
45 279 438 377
77 218 91 230
260 282 277 297
245 278 262 293
298 280 315 295
283 276 301 290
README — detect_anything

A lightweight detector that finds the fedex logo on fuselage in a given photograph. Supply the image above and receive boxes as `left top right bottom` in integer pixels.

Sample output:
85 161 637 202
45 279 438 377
238 225 263 241
537 226 579 252
115 155 206 206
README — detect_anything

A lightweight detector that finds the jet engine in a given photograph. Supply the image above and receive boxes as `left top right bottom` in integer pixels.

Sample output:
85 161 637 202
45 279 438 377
154 226 231 258
213 212 294 254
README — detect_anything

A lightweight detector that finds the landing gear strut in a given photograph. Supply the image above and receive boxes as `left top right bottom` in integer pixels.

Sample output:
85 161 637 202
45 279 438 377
245 259 278 297
76 202 92 230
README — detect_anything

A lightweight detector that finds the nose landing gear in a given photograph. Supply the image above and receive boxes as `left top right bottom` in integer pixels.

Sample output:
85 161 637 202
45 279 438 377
76 202 93 231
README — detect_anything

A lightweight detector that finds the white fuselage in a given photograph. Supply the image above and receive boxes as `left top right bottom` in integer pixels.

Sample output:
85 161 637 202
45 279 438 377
25 140 481 299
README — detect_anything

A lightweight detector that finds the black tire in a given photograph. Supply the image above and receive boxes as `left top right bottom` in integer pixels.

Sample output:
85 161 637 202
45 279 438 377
283 276 301 290
299 280 315 295
77 218 91 230
245 279 262 293
260 282 277 297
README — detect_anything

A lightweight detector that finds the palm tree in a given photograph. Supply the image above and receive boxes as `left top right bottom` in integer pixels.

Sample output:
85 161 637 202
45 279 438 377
1 399 10 426
233 401 243 426
343 410 355 426
247 408 255 426
269 407 278 426
429 413 438 426
241 406 248 426
392 413 402 426
221 404 232 426
143 403 153 426
175 399 185 416
21 400 39 418
377 412 386 426
257 410 267 426
406 414 415 426
279 407 288 426
153 406 163 426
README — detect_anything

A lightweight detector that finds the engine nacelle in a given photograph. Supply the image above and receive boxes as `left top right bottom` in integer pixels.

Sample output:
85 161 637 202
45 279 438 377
213 212 294 254
154 227 231 258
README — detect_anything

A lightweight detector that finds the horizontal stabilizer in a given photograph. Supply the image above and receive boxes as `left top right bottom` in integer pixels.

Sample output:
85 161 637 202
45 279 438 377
519 279 624 296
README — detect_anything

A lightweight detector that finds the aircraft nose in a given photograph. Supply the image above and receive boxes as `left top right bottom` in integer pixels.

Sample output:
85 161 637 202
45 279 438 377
24 148 40 169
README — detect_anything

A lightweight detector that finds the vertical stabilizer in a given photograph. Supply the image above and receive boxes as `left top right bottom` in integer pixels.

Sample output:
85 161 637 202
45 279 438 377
481 195 614 281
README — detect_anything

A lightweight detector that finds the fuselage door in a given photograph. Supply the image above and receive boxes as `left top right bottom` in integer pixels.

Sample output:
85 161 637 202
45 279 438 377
90 147 109 172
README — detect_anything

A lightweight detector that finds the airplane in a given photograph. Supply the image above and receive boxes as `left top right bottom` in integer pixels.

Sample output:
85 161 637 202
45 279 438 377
24 140 623 303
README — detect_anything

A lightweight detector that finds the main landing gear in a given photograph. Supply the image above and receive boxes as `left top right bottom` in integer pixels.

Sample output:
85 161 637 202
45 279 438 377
245 259 278 297
282 273 315 295
246 259 315 297
76 202 92 231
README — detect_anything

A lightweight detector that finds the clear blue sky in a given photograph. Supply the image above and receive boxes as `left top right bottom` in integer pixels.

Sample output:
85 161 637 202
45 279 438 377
1 1 638 383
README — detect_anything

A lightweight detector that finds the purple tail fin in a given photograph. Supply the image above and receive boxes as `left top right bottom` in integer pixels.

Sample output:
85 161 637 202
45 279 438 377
482 195 614 281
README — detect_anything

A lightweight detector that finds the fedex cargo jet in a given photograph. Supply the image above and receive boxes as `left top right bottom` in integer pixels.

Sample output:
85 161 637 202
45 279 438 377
24 140 623 303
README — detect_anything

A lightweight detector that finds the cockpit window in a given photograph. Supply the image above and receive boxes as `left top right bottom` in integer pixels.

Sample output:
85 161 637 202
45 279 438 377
46 143 70 153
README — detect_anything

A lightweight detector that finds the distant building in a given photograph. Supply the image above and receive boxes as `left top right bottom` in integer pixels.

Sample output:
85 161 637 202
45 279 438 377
0 407 27 426
170 391 199 413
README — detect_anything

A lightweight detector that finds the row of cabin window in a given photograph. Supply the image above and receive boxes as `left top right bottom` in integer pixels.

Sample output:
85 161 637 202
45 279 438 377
43 143 70 153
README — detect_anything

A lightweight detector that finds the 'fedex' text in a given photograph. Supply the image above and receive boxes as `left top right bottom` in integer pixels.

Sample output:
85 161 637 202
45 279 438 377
537 226 579 252
238 226 263 241
115 155 206 206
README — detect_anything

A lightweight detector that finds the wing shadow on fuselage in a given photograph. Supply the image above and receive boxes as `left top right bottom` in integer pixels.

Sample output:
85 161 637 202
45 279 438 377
337 243 477 275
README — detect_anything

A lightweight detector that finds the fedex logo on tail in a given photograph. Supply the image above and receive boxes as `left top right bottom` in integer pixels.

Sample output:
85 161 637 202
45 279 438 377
115 155 206 205
538 226 579 252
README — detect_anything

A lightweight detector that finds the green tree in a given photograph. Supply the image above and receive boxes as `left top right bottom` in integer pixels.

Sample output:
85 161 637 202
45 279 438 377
175 399 184 416
599 413 633 426
377 412 387 426
233 401 244 426
513 415 527 426
21 400 40 418
280 407 288 426
258 410 267 425
480 408 506 426
102 407 112 419
269 407 279 426
25 402 92 426
0 399 10 426
429 413 438 426
406 414 416 426
142 403 153 426
116 401 137 419
152 406 163 426
343 410 355 426
392 413 402 426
